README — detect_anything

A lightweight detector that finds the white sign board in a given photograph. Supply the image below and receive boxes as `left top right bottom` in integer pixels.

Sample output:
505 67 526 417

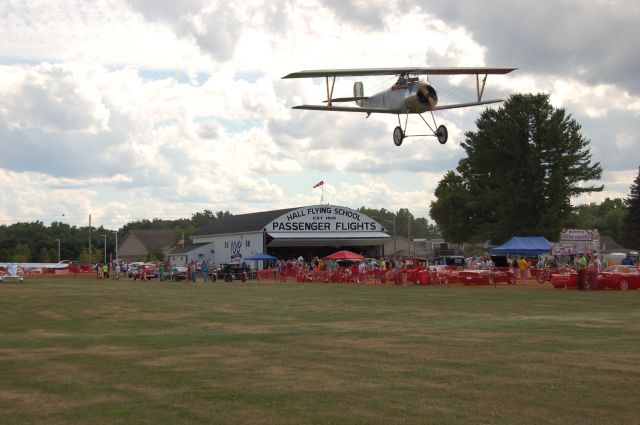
267 205 381 233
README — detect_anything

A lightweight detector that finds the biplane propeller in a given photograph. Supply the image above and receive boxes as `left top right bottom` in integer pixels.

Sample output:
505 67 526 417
283 67 516 146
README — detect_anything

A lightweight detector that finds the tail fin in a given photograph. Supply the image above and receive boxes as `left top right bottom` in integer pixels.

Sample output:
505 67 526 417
353 82 364 106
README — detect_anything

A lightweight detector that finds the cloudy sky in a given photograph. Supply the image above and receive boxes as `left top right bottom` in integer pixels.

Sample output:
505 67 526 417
0 0 638 230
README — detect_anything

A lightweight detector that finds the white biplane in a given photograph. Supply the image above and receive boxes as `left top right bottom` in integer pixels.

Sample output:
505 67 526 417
283 67 516 146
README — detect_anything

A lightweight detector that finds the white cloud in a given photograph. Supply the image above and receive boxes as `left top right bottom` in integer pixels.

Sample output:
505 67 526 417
0 0 637 230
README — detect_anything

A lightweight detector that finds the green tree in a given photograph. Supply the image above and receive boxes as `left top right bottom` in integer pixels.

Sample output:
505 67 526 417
569 198 626 242
623 166 640 249
429 171 475 243
430 93 603 243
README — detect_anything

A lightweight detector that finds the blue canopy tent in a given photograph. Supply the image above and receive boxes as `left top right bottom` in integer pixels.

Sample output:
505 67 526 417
488 236 551 256
245 253 276 261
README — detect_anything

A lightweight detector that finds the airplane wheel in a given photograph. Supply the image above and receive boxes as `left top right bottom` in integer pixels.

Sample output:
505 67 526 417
393 126 404 146
437 125 448 144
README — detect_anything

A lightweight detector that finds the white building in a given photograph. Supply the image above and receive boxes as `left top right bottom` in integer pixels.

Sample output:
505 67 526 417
190 205 390 268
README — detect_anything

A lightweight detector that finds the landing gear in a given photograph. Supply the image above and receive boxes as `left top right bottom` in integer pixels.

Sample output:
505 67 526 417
437 124 448 144
393 126 404 146
392 112 448 146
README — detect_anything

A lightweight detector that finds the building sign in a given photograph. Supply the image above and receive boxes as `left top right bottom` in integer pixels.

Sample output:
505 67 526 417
552 228 600 255
267 205 381 233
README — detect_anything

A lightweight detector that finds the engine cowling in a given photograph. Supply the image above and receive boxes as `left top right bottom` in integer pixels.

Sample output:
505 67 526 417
417 83 438 109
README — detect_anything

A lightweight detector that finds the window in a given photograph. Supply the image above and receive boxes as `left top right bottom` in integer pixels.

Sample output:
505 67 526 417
224 242 229 248
245 240 251 247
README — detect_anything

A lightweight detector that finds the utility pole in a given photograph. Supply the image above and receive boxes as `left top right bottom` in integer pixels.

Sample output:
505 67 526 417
101 234 107 263
113 231 118 261
88 214 92 265
408 214 411 256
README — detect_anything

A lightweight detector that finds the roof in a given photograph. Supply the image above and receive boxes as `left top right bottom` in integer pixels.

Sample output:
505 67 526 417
599 236 626 252
125 229 176 252
193 207 300 237
169 243 209 255
488 236 551 255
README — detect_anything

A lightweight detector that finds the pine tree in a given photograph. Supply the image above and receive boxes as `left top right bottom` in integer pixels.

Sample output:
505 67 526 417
623 166 640 249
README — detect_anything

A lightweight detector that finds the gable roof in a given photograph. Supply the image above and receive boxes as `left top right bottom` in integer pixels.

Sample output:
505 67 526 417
193 207 300 236
169 243 209 255
124 229 176 252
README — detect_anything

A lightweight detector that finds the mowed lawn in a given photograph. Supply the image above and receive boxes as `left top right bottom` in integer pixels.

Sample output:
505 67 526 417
0 278 639 425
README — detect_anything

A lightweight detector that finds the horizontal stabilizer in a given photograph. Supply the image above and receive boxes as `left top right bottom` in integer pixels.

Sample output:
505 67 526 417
323 97 368 103
292 105 399 114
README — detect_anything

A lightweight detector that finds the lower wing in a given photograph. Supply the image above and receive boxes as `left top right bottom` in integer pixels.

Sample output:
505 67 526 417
433 99 504 111
292 105 399 114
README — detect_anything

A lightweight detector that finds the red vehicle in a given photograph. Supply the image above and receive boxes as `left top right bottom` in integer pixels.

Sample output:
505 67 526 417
430 256 466 284
459 268 515 285
598 266 640 291
550 270 578 289
400 257 432 284
132 263 158 280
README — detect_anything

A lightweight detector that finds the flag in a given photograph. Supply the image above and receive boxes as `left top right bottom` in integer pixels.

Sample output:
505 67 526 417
313 180 324 188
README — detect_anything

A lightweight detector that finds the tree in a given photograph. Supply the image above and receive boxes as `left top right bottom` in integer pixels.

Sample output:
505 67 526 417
430 93 603 243
623 166 640 249
428 172 475 243
569 198 626 242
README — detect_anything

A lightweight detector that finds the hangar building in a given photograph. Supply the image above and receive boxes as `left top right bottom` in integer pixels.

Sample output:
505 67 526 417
190 205 390 266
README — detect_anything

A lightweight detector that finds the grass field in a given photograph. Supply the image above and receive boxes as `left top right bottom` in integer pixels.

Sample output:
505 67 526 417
0 278 639 425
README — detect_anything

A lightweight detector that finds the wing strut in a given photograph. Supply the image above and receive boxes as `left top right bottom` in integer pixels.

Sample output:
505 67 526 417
476 74 488 102
326 76 336 107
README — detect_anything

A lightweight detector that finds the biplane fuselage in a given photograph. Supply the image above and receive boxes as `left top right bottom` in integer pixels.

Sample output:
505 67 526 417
364 80 438 114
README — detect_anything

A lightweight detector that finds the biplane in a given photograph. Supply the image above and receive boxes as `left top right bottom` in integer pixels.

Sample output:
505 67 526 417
283 67 516 146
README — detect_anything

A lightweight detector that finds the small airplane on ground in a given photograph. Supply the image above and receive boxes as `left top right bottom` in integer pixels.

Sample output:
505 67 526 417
0 261 70 281
283 67 516 146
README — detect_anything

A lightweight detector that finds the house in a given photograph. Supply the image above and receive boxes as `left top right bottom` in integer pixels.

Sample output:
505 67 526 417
117 230 177 261
167 243 215 267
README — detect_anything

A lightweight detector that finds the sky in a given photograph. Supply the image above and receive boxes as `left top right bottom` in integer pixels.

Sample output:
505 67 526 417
0 0 639 231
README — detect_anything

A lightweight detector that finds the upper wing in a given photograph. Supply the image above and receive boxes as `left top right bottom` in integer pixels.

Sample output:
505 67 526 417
292 105 399 114
432 99 505 111
283 67 517 79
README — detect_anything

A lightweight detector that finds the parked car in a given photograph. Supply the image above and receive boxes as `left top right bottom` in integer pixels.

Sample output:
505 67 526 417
400 257 432 284
459 267 515 285
598 265 640 291
550 270 578 289
131 263 158 280
215 264 248 282
168 266 188 281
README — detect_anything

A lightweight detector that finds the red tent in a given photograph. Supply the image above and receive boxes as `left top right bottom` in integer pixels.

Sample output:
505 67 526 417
325 250 364 261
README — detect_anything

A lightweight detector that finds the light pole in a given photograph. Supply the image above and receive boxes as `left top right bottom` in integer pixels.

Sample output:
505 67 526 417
100 234 107 263
54 238 60 262
113 231 118 262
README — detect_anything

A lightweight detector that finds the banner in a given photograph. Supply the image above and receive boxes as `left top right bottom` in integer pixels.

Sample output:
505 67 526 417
313 180 324 188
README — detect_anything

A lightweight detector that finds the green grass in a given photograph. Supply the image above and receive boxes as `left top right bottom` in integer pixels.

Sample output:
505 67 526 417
0 278 639 424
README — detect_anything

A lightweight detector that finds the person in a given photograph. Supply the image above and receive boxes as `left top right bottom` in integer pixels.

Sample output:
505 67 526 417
114 263 121 280
576 253 588 290
517 256 528 284
511 257 518 281
621 253 636 266
158 262 165 281
97 263 104 280
587 254 601 290
201 260 209 283
394 258 404 285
